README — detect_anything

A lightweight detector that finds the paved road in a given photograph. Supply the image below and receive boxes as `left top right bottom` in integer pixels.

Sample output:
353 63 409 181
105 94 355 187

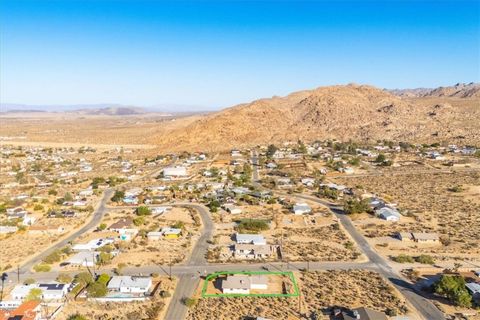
292 193 446 320
14 188 114 275
24 260 374 283
163 203 214 320
250 150 260 182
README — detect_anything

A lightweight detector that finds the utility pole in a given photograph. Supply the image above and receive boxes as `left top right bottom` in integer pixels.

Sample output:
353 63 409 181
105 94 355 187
307 260 310 272
17 265 20 283
169 255 172 280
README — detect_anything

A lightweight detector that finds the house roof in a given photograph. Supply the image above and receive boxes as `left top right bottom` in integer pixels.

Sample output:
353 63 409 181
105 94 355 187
466 282 480 294
2 301 40 320
222 275 251 290
235 244 272 255
377 207 400 218
411 232 439 241
109 218 133 230
107 276 151 290
236 234 266 244
161 227 181 235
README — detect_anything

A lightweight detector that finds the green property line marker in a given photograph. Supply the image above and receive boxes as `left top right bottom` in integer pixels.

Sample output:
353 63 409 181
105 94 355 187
201 270 300 298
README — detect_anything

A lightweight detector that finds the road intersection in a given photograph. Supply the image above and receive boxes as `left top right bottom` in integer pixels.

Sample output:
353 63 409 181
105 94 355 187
6 153 446 320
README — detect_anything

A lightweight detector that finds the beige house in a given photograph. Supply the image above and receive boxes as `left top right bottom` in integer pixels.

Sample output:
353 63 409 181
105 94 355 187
397 232 440 244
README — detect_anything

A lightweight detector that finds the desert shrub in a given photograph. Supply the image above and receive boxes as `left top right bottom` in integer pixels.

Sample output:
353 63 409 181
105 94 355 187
33 263 51 272
415 254 435 265
343 198 369 214
172 221 185 229
392 254 414 263
97 252 112 265
448 185 463 193
97 223 107 231
87 282 107 297
133 216 145 226
25 288 43 301
136 206 152 216
183 297 197 307
318 186 338 200
42 249 62 264
56 274 73 284
33 204 44 211
75 272 93 285
23 278 36 285
207 200 220 212
96 273 111 285
111 190 125 202
236 219 269 233
67 314 88 320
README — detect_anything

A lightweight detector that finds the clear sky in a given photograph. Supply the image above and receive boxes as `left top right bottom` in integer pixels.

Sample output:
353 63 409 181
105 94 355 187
0 0 479 109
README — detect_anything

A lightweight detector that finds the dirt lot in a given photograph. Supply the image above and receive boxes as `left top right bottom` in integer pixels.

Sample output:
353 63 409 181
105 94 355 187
186 270 408 320
333 169 480 262
0 215 87 271
208 202 361 263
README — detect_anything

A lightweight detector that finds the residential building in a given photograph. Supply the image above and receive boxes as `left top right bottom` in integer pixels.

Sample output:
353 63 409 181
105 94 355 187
375 207 401 222
163 166 188 178
221 275 268 294
11 283 68 301
234 244 275 259
107 276 152 294
292 203 311 215
0 301 41 320
161 227 182 239
236 234 266 246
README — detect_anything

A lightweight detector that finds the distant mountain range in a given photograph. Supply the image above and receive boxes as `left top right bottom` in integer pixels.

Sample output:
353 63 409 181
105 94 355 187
388 82 480 98
0 103 211 114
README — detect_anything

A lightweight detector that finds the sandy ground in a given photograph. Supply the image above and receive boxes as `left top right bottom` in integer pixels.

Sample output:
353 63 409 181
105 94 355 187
186 270 409 320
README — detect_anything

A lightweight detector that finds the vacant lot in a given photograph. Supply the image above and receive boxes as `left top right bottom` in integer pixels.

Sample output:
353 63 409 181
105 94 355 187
334 169 480 260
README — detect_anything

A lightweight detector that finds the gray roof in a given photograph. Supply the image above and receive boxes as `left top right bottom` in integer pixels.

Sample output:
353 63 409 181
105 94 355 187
222 275 250 290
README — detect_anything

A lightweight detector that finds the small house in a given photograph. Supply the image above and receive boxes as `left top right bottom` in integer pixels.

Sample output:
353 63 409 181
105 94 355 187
375 207 400 222
161 227 181 239
236 234 266 246
221 275 268 294
107 276 152 294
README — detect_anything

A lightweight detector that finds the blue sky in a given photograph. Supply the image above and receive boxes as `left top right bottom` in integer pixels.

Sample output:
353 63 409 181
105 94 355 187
0 0 479 109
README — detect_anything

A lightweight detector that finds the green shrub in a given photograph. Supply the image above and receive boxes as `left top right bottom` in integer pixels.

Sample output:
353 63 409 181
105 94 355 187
183 297 197 307
415 254 435 265
236 219 269 233
33 263 51 272
392 254 414 263
434 275 472 308
87 282 107 298
136 206 151 216
56 274 73 284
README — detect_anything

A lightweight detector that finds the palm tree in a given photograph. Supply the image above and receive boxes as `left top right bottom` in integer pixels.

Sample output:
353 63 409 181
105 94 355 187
1 273 8 301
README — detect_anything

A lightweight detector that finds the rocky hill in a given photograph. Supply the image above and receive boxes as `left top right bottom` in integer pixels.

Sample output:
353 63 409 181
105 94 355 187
155 84 480 151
